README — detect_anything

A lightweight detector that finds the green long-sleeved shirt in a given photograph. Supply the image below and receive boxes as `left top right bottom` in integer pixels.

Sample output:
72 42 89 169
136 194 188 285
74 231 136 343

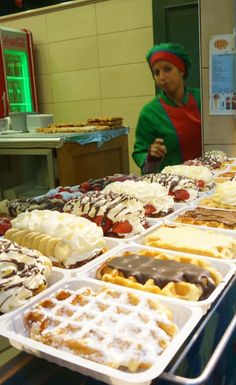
132 88 201 173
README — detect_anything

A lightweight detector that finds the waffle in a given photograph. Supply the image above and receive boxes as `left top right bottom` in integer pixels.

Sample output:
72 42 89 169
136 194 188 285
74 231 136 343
5 228 104 269
6 210 107 269
199 197 236 210
175 207 236 229
24 286 178 372
144 225 236 260
0 238 52 314
96 250 222 301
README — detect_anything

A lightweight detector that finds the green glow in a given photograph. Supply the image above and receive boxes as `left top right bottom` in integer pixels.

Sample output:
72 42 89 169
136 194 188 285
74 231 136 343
4 49 33 112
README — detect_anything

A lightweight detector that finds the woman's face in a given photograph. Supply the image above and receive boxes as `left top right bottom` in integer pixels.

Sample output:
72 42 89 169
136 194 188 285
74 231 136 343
152 60 184 95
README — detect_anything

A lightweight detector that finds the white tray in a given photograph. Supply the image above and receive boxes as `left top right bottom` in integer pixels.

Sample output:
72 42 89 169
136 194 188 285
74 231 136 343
135 222 236 264
0 269 66 320
167 204 236 234
0 277 203 385
79 244 235 313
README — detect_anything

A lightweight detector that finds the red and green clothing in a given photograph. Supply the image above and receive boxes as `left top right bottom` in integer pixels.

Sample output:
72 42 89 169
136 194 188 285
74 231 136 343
132 88 202 174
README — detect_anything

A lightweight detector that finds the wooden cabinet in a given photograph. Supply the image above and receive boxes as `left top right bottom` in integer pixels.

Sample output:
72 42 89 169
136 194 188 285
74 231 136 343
56 134 130 186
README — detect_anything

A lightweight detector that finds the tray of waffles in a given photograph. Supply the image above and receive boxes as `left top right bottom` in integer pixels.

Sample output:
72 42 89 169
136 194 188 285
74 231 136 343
79 244 235 312
0 276 203 385
135 222 236 264
164 203 236 232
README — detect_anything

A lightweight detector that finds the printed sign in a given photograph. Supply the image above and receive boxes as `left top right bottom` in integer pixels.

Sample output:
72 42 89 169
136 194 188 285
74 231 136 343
209 34 236 115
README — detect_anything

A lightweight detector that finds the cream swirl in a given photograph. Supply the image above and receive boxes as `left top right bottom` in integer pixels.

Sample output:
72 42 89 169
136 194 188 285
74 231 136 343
0 238 52 313
212 181 236 206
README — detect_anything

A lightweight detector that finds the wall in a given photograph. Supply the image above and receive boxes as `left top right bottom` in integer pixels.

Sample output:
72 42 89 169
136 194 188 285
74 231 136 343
0 0 154 176
200 0 236 155
1 0 235 176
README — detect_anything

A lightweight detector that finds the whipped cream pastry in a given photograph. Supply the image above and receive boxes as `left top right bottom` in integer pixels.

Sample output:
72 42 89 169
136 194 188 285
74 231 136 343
102 180 174 216
139 173 199 201
211 181 236 206
162 165 215 190
0 238 52 313
64 191 147 237
10 210 106 268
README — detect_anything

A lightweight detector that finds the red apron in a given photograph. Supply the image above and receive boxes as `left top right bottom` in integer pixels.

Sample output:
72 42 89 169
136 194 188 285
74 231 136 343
160 94 202 162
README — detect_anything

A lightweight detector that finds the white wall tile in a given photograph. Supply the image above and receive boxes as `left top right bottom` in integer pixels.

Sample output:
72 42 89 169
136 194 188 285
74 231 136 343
100 63 154 98
49 36 98 73
46 5 96 42
98 27 153 67
51 69 100 102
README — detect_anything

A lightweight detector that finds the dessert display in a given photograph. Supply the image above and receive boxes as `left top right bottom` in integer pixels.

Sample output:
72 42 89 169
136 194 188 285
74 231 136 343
102 180 175 217
144 224 236 259
138 173 199 202
161 165 215 191
79 174 138 192
64 191 148 238
96 250 222 301
86 116 123 128
184 156 222 170
0 238 52 314
24 285 178 372
174 206 236 230
204 150 228 163
5 210 107 269
0 197 65 217
199 181 236 210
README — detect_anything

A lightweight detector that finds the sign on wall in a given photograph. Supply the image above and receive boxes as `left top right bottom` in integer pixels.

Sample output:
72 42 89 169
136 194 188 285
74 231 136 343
209 34 236 115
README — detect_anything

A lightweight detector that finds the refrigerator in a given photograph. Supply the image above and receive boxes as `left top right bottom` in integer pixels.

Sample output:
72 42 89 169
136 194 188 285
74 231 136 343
0 26 38 118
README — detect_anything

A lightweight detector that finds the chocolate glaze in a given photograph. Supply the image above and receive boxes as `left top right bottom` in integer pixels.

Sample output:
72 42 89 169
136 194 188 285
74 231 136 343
179 207 236 227
104 254 216 300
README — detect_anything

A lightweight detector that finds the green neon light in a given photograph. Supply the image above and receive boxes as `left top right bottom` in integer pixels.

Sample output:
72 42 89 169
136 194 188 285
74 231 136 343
4 49 33 112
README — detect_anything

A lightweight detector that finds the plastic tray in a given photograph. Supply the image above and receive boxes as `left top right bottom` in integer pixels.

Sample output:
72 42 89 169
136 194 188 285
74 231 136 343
79 244 235 313
0 269 66 320
167 204 236 234
135 222 236 264
0 277 203 385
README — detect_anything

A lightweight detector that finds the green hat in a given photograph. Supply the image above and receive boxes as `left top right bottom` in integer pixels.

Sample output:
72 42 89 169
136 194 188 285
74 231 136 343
146 42 192 78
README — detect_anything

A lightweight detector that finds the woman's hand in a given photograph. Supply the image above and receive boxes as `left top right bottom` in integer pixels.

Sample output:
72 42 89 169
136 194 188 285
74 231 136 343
149 138 167 159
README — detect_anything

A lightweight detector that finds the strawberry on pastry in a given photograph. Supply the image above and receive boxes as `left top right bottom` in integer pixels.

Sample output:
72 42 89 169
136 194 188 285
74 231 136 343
103 180 175 218
64 191 147 238
139 173 199 202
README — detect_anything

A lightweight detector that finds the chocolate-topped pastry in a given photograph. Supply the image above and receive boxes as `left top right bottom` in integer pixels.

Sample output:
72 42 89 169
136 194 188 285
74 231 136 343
96 253 219 300
0 197 64 217
0 238 52 314
139 173 199 201
175 207 236 229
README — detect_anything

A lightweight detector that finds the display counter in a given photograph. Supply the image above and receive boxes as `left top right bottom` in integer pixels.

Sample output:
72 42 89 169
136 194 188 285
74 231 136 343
0 128 129 199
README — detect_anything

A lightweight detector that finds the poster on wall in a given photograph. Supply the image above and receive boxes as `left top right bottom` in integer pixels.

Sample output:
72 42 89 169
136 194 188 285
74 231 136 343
209 34 236 115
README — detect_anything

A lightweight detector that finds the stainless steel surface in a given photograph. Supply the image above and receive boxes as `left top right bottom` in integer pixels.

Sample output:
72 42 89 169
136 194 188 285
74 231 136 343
0 134 64 148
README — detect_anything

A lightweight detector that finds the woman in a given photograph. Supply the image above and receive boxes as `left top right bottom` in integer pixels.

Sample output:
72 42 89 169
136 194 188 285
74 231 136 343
132 42 202 174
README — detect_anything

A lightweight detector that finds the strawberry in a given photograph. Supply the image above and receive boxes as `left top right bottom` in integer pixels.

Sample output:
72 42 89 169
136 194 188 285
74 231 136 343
0 221 11 235
144 204 156 216
93 215 113 234
197 180 205 189
80 181 90 191
174 189 190 201
112 220 133 234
